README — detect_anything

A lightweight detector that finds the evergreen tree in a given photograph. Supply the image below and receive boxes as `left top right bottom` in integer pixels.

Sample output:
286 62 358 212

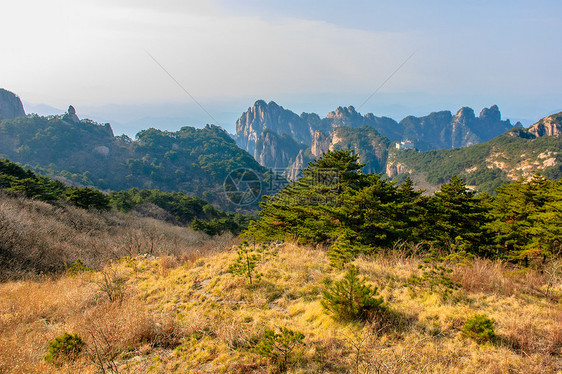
250 150 365 243
65 187 110 210
424 176 491 255
322 266 386 321
488 174 561 263
395 177 427 243
332 173 403 247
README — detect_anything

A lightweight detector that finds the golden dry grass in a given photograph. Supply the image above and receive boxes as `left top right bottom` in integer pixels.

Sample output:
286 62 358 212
0 242 560 373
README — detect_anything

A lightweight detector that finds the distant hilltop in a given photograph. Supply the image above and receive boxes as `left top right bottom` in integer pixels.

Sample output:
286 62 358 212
0 88 26 119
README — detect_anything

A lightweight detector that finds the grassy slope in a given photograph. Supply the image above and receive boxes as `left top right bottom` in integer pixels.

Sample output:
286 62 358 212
1 243 560 373
0 192 233 279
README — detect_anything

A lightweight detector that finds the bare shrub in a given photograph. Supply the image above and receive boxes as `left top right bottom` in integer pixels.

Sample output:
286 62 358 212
79 299 184 371
451 258 545 297
93 267 127 303
133 202 175 223
0 192 236 279
544 258 562 299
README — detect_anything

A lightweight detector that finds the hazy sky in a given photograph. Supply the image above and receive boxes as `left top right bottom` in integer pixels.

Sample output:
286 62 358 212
2 0 561 134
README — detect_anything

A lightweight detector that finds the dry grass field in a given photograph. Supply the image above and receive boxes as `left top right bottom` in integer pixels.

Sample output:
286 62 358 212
0 235 560 373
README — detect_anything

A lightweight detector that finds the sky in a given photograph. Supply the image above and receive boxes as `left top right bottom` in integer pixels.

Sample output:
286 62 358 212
2 0 562 135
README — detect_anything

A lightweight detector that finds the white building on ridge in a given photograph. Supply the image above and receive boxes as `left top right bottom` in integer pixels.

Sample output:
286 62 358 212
395 140 415 150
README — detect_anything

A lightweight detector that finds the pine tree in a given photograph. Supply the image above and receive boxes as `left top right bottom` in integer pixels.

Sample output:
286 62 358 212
227 241 261 285
488 174 561 263
248 150 365 243
424 176 491 255
65 187 110 210
322 266 386 321
395 177 427 243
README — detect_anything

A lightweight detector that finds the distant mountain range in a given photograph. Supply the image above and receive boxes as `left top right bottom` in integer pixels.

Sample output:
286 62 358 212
235 100 561 193
235 100 518 169
1 88 560 205
0 89 268 211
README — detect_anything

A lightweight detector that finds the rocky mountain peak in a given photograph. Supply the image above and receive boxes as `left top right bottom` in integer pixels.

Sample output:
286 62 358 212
454 107 476 121
64 105 80 123
528 112 562 137
479 105 501 122
235 100 313 166
325 105 363 128
0 88 26 119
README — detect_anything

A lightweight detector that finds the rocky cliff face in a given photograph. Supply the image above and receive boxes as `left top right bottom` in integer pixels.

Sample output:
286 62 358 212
235 100 312 159
0 89 26 119
398 105 513 150
310 130 330 158
235 101 518 179
528 112 562 137
285 149 307 181
254 130 306 169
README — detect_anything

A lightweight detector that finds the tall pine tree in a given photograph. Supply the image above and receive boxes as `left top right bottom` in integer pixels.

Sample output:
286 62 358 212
424 176 491 256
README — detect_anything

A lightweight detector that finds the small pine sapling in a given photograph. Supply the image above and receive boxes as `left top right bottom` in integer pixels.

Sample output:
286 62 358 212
44 332 85 366
228 241 262 286
322 266 386 321
462 314 495 344
255 327 305 372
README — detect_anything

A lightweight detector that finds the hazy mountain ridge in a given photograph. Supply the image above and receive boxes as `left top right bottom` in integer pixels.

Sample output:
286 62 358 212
236 100 560 193
0 89 26 120
0 104 268 210
235 100 518 172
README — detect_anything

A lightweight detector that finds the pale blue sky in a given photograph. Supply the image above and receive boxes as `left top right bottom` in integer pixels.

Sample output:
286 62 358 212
2 0 561 135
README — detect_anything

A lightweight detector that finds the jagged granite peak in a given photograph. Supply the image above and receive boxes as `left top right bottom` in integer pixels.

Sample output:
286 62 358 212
528 112 562 137
235 100 517 172
324 105 364 127
479 104 501 122
0 89 26 119
254 129 306 169
449 107 479 148
454 106 476 120
235 100 311 158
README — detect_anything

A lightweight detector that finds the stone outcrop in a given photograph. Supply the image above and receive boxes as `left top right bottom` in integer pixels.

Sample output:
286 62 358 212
235 100 312 160
0 89 25 119
528 112 562 137
63 105 80 123
254 130 305 169
310 130 330 158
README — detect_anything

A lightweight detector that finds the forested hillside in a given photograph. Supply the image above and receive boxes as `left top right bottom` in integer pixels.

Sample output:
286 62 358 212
250 150 562 266
387 126 562 193
0 158 252 277
0 110 268 210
